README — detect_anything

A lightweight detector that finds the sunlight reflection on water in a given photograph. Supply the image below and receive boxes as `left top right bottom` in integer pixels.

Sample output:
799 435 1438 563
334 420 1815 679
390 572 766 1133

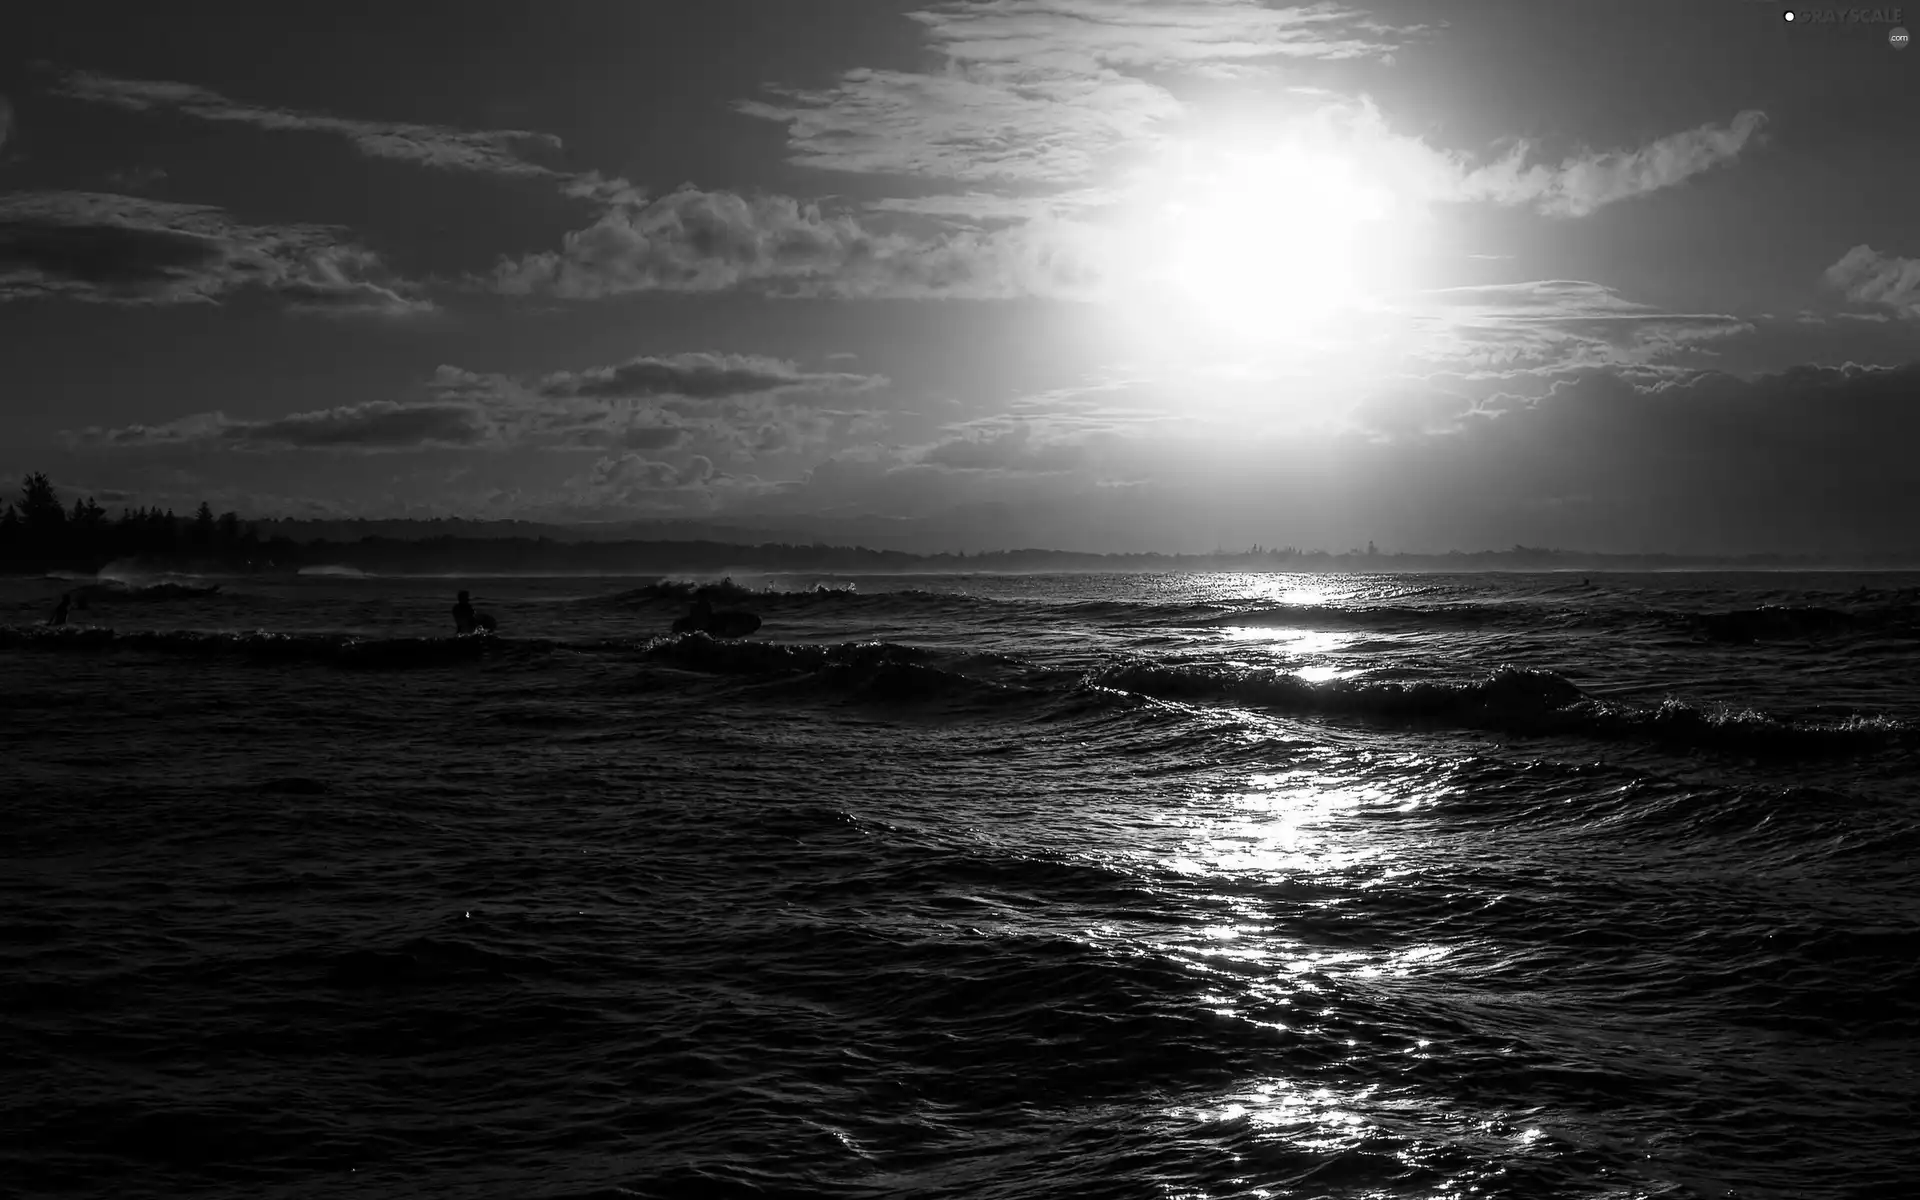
1140 762 1490 1185
1216 625 1363 682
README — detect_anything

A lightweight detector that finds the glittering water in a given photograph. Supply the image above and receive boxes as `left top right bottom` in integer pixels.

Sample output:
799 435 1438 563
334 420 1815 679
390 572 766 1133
3 571 1916 1199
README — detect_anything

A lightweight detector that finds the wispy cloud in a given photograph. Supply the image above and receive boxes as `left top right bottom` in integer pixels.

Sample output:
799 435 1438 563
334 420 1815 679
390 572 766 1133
81 351 888 457
1450 109 1768 218
1825 245 1920 319
0 190 431 314
741 1 1408 187
491 186 1103 300
52 70 565 180
88 402 493 452
1406 280 1754 370
740 68 1183 186
534 352 888 401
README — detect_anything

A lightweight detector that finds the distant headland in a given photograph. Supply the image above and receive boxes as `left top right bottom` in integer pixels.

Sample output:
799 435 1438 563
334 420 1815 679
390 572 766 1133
4 474 1918 575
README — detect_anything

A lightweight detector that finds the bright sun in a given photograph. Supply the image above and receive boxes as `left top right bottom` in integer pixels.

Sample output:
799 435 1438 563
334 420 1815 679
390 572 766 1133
1115 136 1414 347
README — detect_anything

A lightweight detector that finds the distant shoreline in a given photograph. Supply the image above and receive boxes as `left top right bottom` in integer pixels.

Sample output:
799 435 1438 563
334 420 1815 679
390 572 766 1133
6 535 1920 579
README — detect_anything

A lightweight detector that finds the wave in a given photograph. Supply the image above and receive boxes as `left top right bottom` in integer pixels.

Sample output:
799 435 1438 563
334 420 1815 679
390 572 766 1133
1203 603 1518 631
600 578 857 605
639 633 1038 708
64 580 224 603
596 579 1001 618
1083 661 1914 757
8 620 1910 753
0 625 567 669
1677 604 1920 644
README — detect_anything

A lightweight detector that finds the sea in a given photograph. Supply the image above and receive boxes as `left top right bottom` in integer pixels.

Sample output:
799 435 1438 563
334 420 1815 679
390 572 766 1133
2 568 1916 1200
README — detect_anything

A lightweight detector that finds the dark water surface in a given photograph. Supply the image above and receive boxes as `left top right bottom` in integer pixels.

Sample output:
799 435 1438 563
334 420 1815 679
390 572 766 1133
3 570 1917 1199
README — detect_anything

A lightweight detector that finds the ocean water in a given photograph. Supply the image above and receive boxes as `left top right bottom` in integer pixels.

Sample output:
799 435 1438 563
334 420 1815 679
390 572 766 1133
2 569 1916 1200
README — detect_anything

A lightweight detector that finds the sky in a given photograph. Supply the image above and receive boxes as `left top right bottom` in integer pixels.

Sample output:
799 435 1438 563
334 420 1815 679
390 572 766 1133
2 0 1916 554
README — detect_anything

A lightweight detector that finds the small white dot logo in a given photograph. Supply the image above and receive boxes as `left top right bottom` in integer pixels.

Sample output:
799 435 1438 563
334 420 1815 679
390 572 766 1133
1783 8 1796 19
1892 26 1911 47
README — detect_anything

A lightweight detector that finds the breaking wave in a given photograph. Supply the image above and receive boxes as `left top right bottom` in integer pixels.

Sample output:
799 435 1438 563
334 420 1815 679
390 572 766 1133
1084 661 1913 756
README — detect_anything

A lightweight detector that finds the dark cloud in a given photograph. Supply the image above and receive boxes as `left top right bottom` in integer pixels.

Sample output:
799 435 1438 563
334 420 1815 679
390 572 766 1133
1363 361 1920 553
53 71 564 180
238 402 493 449
88 401 494 452
538 352 887 401
725 361 1920 554
77 349 879 460
0 191 431 314
616 424 690 451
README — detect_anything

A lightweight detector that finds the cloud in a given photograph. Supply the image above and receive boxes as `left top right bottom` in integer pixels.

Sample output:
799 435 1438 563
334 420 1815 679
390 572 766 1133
88 401 495 452
741 2 1406 186
492 186 1104 300
0 191 431 314
80 350 887 457
1396 361 1920 552
1232 98 1768 220
740 68 1183 186
917 422 1100 473
734 360 1920 554
1404 280 1754 370
740 3 1752 230
52 71 564 180
574 452 718 504
1825 245 1920 319
1446 110 1768 217
909 0 1409 71
535 351 887 401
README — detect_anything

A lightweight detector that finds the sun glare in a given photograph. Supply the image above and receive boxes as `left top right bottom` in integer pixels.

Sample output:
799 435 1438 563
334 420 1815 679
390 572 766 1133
1113 133 1418 351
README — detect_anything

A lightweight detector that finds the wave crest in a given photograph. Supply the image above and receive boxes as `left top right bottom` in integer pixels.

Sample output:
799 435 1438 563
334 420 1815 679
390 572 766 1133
1084 661 1910 756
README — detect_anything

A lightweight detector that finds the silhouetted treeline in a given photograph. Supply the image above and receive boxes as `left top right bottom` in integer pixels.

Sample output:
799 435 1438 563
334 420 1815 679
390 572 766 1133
6 474 1918 574
0 473 270 570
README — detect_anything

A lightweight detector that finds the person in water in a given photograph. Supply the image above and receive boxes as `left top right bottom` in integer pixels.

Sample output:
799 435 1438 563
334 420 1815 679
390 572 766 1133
47 592 72 626
453 590 499 635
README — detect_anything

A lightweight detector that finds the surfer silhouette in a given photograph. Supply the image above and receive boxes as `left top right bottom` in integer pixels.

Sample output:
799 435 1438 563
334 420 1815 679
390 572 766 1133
453 591 499 635
47 592 71 626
